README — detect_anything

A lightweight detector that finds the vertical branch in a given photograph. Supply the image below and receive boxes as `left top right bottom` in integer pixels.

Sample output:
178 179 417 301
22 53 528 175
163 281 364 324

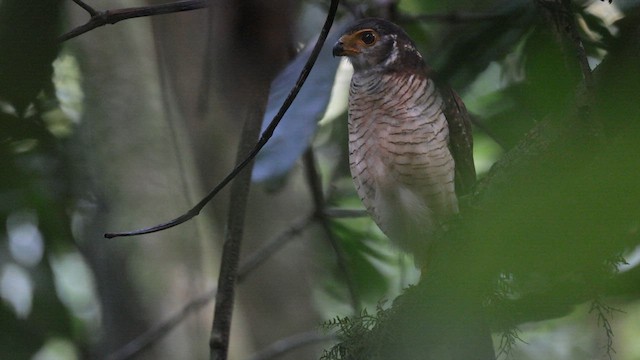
304 149 361 313
209 101 266 360
208 1 340 358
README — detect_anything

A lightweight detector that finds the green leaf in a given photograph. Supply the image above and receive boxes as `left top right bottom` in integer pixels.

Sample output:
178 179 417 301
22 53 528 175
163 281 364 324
323 220 394 304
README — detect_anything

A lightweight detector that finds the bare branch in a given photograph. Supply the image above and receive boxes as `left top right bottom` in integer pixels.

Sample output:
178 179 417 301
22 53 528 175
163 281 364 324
61 0 206 42
104 0 341 239
208 5 340 354
246 330 337 360
106 287 217 360
72 0 98 16
210 100 268 360
237 214 314 282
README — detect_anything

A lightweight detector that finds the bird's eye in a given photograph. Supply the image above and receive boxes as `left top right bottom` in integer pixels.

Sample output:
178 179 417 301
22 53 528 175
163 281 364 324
360 31 376 45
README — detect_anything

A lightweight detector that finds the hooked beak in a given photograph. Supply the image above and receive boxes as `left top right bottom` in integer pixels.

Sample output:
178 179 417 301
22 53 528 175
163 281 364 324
332 35 360 57
332 41 345 57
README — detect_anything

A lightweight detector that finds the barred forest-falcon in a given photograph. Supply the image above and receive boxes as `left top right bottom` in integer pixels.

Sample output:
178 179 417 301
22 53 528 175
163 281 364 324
333 18 476 265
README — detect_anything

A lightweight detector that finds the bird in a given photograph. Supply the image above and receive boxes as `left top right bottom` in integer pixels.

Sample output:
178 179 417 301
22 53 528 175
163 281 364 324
332 18 476 265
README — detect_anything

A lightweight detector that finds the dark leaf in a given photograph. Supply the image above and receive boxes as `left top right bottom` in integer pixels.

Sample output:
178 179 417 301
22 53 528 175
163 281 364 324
0 0 63 114
252 21 350 182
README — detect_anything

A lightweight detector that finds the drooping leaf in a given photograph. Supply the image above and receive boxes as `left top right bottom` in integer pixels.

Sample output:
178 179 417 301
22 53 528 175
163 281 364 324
252 20 350 183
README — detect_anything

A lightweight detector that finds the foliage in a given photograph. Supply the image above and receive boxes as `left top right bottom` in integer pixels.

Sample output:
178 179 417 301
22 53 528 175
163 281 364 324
0 1 91 358
2 0 640 359
252 20 348 183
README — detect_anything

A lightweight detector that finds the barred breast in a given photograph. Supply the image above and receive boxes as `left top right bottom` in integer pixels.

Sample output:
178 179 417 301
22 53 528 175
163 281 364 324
348 72 457 254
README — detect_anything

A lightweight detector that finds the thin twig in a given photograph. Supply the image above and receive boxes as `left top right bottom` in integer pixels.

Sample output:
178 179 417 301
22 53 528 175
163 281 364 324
246 331 337 360
72 0 98 16
104 0 341 239
237 214 314 282
106 287 217 360
61 0 206 42
304 149 361 313
107 213 316 360
589 298 622 360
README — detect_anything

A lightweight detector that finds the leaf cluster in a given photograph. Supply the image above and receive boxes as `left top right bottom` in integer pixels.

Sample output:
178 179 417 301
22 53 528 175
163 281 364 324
321 302 392 360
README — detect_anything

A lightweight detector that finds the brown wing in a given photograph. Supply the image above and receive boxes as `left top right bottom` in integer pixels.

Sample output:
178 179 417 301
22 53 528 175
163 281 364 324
442 87 476 196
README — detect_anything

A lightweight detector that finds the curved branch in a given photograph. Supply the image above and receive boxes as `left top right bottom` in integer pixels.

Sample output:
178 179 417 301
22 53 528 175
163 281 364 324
61 0 206 42
104 0 341 239
106 287 217 360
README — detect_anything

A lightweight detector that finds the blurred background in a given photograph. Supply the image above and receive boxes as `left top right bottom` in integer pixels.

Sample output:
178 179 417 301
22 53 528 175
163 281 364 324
1 0 639 359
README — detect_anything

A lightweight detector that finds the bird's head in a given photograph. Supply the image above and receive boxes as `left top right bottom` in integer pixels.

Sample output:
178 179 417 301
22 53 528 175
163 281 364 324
332 18 426 74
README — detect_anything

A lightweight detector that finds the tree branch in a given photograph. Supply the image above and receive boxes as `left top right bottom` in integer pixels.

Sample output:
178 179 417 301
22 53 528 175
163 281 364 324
106 287 217 360
209 3 339 358
237 214 314 282
61 0 205 42
104 0 341 239
108 213 315 360
209 101 267 360
72 0 98 16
